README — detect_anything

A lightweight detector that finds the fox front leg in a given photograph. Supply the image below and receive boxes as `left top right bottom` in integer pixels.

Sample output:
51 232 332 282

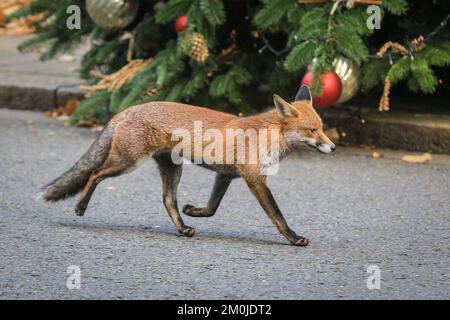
183 174 233 217
245 178 309 246
154 153 195 237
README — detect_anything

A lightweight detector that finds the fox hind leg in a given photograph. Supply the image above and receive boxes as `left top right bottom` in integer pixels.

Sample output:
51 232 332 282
75 158 132 216
183 173 233 217
153 153 195 237
75 170 103 216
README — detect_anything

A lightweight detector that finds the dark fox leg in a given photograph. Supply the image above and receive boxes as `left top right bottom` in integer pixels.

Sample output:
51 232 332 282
75 171 103 216
75 161 129 216
154 153 194 237
183 174 233 217
245 178 309 246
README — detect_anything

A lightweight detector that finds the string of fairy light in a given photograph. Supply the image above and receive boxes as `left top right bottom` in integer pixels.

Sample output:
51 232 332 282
257 8 450 66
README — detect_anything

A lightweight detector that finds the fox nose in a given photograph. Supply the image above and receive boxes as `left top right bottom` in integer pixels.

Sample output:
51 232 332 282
330 145 336 152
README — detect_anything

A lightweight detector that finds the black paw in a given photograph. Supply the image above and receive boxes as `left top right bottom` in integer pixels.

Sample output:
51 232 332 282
179 226 196 237
291 237 309 247
75 205 86 217
182 204 209 217
182 204 196 216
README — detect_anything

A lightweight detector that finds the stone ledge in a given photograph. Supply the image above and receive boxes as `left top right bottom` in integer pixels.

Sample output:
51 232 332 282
322 107 450 154
0 83 84 111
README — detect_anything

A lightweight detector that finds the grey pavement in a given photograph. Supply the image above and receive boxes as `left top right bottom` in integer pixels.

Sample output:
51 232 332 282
0 36 82 83
0 108 449 299
0 36 86 111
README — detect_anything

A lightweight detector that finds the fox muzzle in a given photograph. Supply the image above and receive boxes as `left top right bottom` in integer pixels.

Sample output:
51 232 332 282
316 142 336 154
302 137 336 154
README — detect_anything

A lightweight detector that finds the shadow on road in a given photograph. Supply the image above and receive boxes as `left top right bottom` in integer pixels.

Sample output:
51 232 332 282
53 221 289 247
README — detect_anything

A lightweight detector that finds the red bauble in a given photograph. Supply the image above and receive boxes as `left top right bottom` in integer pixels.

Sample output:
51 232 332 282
301 70 342 108
175 15 188 33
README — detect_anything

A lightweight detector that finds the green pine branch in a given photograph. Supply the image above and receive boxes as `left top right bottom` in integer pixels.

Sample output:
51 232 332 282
10 0 95 60
13 0 449 124
254 0 294 30
382 0 408 16
209 64 251 104
155 0 193 24
284 40 317 72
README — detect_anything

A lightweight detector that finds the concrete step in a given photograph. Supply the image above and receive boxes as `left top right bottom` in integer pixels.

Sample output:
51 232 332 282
322 107 450 154
0 36 86 111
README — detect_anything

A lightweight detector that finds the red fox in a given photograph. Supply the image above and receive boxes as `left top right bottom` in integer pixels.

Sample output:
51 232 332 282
42 85 335 246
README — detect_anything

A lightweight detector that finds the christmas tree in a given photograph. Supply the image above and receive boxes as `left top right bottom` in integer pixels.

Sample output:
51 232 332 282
7 0 450 124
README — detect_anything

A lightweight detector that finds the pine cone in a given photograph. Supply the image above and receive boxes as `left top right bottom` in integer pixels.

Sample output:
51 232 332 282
187 33 209 62
411 35 425 52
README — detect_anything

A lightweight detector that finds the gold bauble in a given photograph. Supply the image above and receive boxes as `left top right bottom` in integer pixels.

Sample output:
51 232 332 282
333 56 360 104
86 0 138 29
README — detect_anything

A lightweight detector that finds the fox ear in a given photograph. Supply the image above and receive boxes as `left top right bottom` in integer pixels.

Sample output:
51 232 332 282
295 85 312 105
273 94 298 118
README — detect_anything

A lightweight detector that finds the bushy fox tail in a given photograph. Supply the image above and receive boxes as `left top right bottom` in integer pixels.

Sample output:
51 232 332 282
41 124 114 202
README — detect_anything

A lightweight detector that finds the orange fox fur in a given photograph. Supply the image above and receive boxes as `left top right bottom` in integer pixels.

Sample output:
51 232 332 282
42 85 335 246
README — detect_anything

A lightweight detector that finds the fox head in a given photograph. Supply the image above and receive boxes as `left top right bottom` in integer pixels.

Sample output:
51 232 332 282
273 85 336 154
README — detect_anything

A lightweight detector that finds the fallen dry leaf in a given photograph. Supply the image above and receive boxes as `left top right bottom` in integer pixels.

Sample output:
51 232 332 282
372 151 382 159
90 125 104 133
76 119 97 128
44 98 79 118
401 153 432 164
47 131 55 137
58 54 76 63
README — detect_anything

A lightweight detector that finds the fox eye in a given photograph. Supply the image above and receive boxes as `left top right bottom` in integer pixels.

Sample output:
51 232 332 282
309 128 318 133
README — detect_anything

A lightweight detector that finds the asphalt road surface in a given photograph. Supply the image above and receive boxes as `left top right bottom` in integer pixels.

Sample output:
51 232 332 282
0 109 449 299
